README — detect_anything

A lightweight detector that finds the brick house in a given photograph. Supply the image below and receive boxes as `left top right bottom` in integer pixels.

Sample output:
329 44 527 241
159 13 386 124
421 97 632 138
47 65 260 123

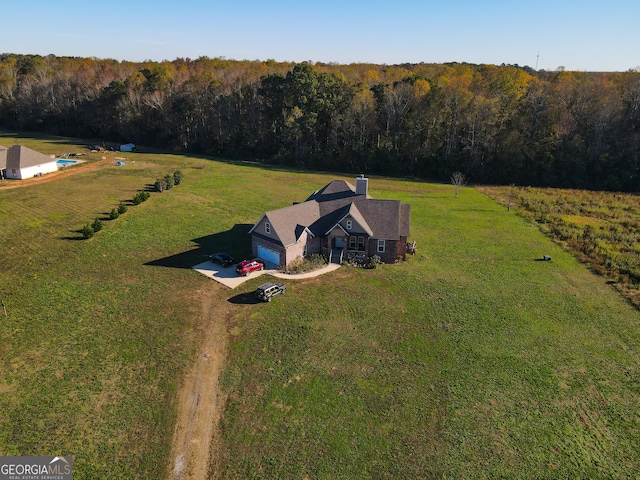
248 176 411 267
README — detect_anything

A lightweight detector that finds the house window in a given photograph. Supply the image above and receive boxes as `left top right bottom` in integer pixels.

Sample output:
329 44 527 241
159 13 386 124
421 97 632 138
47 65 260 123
346 220 352 230
377 239 386 253
265 222 271 234
349 236 357 249
358 236 365 250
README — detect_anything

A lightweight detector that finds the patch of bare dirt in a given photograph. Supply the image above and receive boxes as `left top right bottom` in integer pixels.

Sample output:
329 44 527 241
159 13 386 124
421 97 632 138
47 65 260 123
0 158 112 189
167 288 231 480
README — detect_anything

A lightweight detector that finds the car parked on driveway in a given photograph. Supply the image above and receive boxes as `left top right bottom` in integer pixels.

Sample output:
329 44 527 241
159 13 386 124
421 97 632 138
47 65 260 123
256 282 286 302
236 259 264 276
209 252 234 267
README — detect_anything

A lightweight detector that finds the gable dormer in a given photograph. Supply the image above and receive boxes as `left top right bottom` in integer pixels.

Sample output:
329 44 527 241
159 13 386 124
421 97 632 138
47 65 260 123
339 203 373 236
248 214 282 245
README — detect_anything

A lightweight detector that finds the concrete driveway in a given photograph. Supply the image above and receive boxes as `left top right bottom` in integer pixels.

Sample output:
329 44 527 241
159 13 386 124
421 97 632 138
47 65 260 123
193 261 340 289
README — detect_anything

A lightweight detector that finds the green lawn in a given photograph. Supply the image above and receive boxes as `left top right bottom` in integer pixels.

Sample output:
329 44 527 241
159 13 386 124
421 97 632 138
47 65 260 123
1 132 639 479
479 185 640 309
217 180 640 478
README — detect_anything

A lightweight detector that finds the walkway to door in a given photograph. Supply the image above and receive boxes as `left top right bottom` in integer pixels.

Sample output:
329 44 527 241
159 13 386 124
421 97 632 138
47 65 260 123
193 261 340 289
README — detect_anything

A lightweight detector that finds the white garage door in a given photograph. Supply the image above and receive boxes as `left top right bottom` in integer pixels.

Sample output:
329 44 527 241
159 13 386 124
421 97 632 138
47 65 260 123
257 245 281 266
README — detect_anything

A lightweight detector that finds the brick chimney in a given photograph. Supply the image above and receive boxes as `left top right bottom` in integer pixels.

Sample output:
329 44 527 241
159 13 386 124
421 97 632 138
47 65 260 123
355 175 368 196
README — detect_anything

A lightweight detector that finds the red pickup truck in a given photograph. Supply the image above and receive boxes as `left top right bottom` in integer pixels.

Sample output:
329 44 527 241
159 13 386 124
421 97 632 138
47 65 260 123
235 259 265 276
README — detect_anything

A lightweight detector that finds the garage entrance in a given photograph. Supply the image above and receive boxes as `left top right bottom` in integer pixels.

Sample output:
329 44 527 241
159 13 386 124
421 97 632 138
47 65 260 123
257 245 281 266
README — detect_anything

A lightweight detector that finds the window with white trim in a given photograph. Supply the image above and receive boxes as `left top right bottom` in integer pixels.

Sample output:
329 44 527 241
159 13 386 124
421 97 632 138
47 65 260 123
265 222 271 234
349 236 357 249
346 219 352 230
377 239 386 253
358 236 365 250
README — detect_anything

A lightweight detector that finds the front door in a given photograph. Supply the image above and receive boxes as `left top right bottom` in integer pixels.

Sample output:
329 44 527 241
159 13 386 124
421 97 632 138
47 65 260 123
334 237 344 249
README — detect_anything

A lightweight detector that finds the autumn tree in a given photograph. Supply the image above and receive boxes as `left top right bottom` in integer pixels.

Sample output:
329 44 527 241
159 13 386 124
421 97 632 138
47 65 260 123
0 54 637 191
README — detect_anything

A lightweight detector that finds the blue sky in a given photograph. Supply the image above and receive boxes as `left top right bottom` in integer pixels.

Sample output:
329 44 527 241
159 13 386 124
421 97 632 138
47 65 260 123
2 0 638 71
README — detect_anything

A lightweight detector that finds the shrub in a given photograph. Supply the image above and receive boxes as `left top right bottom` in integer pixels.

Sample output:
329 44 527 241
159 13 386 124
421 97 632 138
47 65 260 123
155 173 178 192
109 208 120 220
133 191 150 204
346 253 382 269
118 202 128 214
91 218 103 232
80 224 94 239
362 255 382 269
282 253 328 274
284 257 305 274
346 252 359 265
307 253 327 266
164 174 175 190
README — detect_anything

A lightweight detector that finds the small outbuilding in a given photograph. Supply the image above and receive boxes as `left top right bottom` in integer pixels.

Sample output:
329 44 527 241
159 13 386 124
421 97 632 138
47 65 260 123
4 145 58 180
0 145 7 179
119 143 136 152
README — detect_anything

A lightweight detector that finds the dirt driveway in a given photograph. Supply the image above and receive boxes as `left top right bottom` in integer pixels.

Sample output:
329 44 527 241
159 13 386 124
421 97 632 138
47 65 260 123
167 287 230 480
0 158 112 189
168 261 340 479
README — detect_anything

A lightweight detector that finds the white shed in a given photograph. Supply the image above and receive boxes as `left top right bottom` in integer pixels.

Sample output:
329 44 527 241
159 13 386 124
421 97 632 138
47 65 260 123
4 145 58 180
0 145 7 179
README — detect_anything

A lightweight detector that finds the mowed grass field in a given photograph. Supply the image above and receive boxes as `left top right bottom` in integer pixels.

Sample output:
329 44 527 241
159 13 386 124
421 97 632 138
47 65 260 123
217 180 640 478
479 185 640 309
1 133 639 479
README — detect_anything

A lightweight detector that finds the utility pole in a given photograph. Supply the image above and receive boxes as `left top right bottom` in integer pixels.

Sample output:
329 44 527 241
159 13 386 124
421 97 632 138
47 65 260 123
535 52 540 71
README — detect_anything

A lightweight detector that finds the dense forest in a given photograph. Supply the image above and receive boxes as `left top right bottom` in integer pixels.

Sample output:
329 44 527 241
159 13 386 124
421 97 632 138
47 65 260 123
0 53 638 191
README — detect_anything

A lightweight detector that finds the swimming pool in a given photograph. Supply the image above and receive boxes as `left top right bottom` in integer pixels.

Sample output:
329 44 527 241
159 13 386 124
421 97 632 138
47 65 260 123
57 159 78 166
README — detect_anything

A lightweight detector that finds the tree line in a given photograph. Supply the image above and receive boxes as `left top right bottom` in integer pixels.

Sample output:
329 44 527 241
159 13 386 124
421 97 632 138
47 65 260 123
0 53 638 191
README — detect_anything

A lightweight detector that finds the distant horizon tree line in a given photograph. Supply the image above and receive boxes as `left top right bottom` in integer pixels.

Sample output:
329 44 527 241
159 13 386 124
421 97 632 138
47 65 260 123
0 53 638 191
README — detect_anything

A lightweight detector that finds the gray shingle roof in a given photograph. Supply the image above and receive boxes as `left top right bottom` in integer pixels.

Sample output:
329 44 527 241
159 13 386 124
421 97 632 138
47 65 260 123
6 145 56 169
348 198 406 240
309 202 351 237
344 203 374 236
253 179 410 246
306 179 354 201
0 145 7 170
263 200 321 247
306 179 372 202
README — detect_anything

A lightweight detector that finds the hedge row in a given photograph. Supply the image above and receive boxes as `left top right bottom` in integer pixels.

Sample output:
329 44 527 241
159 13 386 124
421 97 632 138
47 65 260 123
80 191 149 239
